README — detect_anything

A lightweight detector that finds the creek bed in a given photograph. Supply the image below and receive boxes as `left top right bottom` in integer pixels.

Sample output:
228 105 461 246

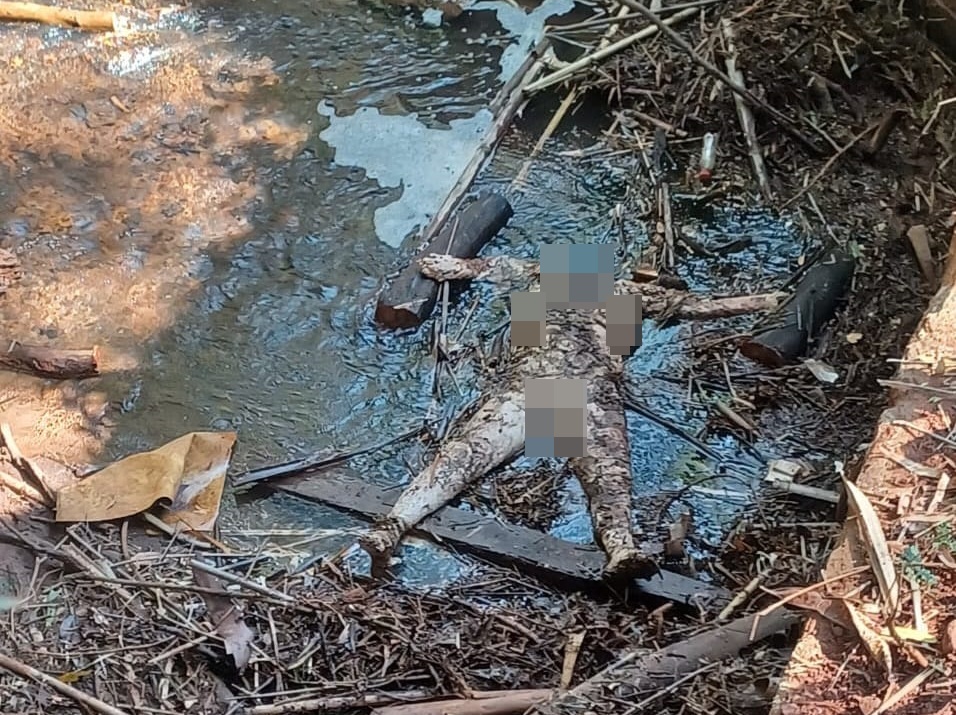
0 0 810 588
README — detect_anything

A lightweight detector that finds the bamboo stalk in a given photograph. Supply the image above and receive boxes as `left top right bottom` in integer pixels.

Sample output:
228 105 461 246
0 653 130 715
525 6 700 94
721 18 772 202
513 3 631 188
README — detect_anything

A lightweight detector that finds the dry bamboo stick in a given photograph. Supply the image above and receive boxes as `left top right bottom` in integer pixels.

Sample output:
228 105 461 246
525 6 700 94
720 18 772 202
0 1 115 30
0 652 130 715
410 38 549 255
512 3 631 187
615 0 823 155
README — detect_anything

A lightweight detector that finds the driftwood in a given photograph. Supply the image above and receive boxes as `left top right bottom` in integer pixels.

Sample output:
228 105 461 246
0 341 99 379
529 608 801 714
274 465 731 607
375 193 514 329
358 254 780 581
0 1 116 30
739 250 854 367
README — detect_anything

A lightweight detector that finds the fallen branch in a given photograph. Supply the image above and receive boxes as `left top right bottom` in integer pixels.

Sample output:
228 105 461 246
0 422 55 507
0 652 129 715
410 37 549 258
529 609 800 714
0 1 116 30
247 691 436 715
0 341 99 379
721 18 772 202
780 122 879 209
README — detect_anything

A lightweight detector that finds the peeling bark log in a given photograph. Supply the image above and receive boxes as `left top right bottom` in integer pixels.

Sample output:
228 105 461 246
0 341 99 379
0 1 116 30
739 250 854 367
374 193 514 329
529 609 801 714
359 255 780 581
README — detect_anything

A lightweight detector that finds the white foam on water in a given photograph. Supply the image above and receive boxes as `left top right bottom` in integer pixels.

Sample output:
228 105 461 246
470 0 576 82
318 100 493 249
315 0 574 249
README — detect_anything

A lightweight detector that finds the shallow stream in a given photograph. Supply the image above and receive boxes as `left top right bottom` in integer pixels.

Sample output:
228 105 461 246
0 0 817 586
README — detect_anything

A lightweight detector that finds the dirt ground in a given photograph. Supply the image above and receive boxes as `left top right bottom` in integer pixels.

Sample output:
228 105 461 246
2 0 956 713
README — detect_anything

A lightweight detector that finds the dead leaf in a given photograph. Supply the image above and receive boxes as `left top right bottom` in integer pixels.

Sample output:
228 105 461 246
55 432 236 531
192 567 254 671
846 332 863 344
843 478 900 615
845 602 893 673
57 669 92 684
942 619 956 657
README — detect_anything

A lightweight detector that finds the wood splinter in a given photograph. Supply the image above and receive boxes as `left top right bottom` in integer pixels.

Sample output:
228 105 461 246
0 1 116 31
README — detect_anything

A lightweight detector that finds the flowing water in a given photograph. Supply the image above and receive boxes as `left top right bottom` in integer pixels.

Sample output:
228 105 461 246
0 0 813 586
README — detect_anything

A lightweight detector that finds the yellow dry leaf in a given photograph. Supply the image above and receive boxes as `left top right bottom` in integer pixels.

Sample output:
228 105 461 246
846 602 893 673
58 669 91 684
55 432 236 531
880 626 936 644
843 478 900 615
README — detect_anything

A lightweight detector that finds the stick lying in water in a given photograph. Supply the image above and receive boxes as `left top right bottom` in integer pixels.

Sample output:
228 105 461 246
358 255 781 580
0 1 116 31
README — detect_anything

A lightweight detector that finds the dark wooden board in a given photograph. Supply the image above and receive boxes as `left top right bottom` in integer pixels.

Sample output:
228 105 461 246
270 468 730 609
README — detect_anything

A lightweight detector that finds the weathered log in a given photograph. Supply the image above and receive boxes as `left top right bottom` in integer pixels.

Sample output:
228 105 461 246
0 341 99 379
374 193 514 329
358 254 781 582
739 250 855 367
274 466 732 607
0 1 116 30
529 608 801 714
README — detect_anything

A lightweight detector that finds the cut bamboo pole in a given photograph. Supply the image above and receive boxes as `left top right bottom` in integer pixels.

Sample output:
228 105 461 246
0 1 115 31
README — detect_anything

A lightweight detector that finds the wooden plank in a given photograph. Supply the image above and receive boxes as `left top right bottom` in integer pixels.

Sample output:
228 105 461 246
270 467 730 609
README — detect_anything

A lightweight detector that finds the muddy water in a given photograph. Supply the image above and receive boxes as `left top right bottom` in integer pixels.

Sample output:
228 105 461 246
0 0 804 585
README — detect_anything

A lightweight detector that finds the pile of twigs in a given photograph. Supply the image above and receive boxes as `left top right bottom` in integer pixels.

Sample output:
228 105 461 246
0 516 649 714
